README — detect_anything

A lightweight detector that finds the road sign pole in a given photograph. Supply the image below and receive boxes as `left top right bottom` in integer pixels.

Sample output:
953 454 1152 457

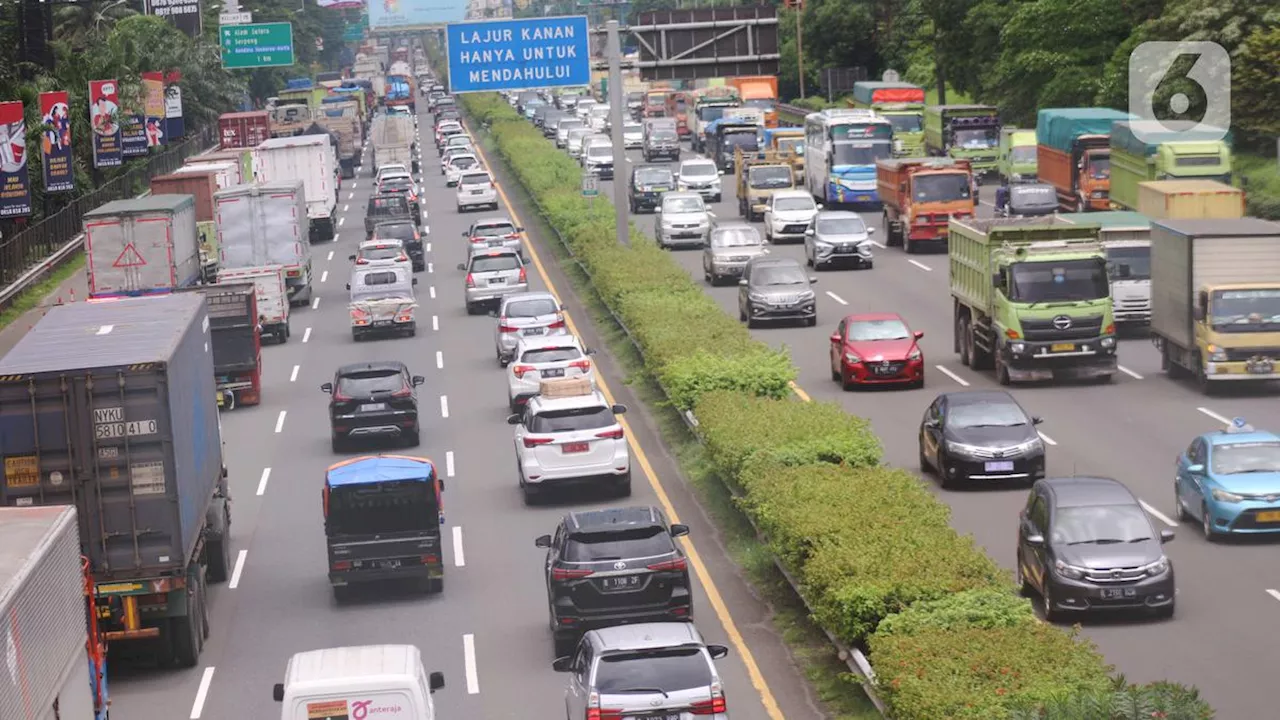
606 20 629 247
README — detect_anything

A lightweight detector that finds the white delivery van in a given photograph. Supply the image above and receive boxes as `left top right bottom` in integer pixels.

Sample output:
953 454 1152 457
273 645 444 720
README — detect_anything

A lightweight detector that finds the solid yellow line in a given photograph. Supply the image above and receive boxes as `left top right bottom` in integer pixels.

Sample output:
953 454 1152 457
469 133 787 720
788 380 812 402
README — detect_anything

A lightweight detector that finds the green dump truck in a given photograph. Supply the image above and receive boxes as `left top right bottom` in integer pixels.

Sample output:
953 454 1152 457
851 81 926 157
950 217 1118 384
997 128 1038 185
1108 120 1232 211
924 104 1001 176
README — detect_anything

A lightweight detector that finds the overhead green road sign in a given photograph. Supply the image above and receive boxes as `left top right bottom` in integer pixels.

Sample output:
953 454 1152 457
220 22 296 69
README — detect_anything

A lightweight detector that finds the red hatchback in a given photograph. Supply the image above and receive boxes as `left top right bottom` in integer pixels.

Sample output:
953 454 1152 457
829 313 925 389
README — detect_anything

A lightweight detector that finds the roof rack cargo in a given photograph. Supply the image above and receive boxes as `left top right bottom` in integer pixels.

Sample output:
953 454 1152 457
539 376 593 399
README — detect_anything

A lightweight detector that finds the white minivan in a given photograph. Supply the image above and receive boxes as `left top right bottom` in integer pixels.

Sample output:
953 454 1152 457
273 645 445 720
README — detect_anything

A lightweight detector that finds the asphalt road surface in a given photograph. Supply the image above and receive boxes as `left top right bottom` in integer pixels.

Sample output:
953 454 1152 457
99 104 829 720
592 129 1280 718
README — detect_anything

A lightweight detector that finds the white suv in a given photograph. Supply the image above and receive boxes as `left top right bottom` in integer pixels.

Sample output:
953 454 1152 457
506 335 597 411
508 390 630 504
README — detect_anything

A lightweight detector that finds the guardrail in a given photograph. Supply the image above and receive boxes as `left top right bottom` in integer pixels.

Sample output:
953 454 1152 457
0 126 217 311
776 103 810 125
466 113 890 718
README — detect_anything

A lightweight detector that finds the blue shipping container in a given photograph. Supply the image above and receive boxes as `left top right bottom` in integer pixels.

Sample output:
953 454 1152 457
0 294 224 582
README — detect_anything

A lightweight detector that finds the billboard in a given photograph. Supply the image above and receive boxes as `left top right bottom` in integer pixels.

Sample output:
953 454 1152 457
446 16 591 94
142 71 166 147
39 91 73 193
317 0 365 8
146 0 201 37
369 0 464 30
89 79 123 168
0 102 32 218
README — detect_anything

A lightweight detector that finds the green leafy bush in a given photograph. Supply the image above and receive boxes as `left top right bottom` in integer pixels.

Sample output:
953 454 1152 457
874 589 1036 635
1007 678 1216 720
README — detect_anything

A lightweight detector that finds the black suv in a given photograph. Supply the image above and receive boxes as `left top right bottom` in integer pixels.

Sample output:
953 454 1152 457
628 165 676 214
535 506 692 656
322 362 425 452
372 220 425 271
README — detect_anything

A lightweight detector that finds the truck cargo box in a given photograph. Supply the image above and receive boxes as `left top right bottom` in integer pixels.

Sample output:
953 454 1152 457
1137 180 1244 220
175 160 240 188
176 283 258 373
193 148 253 185
0 506 95 718
0 294 223 581
1110 120 1231 158
218 110 270 149
150 170 219 221
1149 217 1280 348
83 194 201 298
1035 108 1132 153
215 181 310 272
252 135 338 221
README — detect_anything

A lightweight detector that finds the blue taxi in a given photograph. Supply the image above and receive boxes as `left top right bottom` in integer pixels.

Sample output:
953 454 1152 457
1175 418 1280 539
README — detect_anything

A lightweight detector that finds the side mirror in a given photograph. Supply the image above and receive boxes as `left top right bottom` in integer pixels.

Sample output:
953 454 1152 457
345 283 351 290
611 403 627 414
991 273 1002 289
738 279 748 286
1025 534 1045 547
830 333 841 344
1192 305 1205 321
412 375 425 386
507 413 522 425
707 644 729 660
428 671 445 692
462 230 469 237
273 683 284 702
412 277 419 285
816 203 824 209
718 169 726 175
924 418 940 429
457 263 467 271
535 534 552 548
669 523 689 537
809 276 818 284
320 382 334 393
913 330 924 340
348 254 357 261
707 211 716 217
1032 416 1044 425
866 227 876 234
516 226 525 233
1159 529 1175 544
804 228 815 236
586 348 598 355
1185 463 1205 474
552 657 573 672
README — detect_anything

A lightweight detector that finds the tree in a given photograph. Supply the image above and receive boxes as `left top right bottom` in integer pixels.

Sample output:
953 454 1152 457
1230 24 1280 146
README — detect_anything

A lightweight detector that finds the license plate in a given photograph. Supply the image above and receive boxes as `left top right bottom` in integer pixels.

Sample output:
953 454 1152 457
601 575 642 591
985 461 1015 472
542 368 565 378
523 327 544 335
1051 343 1075 352
653 186 670 192
487 239 503 246
1100 587 1137 599
635 714 680 720
563 442 589 454
1256 511 1280 522
856 195 871 202
873 365 897 376
471 190 485 195
359 403 387 412
1247 360 1274 374
488 277 504 285
379 559 402 569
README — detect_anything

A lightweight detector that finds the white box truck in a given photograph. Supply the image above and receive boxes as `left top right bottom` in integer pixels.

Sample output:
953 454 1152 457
83 194 202 299
372 113 416 175
0 506 107 719
218 265 291 343
176 159 241 188
215 181 314 306
252 135 339 243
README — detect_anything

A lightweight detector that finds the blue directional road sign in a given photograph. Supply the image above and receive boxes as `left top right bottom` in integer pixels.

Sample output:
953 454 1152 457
446 16 591 94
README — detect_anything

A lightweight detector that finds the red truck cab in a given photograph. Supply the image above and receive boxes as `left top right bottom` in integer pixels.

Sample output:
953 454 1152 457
876 157 975 253
666 91 693 136
643 90 670 118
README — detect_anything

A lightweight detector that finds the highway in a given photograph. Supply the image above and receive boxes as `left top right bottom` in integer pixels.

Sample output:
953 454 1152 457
587 130 1280 717
100 103 827 719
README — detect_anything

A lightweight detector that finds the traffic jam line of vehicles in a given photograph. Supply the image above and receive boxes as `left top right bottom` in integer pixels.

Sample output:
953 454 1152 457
516 71 1280 715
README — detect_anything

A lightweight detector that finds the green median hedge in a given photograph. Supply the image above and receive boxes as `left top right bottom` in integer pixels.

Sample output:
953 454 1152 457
457 88 1213 720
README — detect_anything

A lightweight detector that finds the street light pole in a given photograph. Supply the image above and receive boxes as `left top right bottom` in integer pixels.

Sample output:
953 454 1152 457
605 19 630 246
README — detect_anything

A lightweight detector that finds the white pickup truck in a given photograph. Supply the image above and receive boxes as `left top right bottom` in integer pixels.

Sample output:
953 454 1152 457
348 265 418 341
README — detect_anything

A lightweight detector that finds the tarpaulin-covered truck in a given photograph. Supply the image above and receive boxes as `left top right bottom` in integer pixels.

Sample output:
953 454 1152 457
318 98 361 179
1057 211 1153 327
1108 120 1232 211
84 195 202 299
1137 179 1245 221
218 110 270 149
386 61 417 113
0 506 108 720
763 127 805 183
949 217 1118 385
729 75 779 128
876 157 974 253
1036 108 1132 212
851 81 926 157
1149 217 1280 390
177 283 262 409
215 180 313 307
924 104 1001 176
372 113 417 174
0 294 231 669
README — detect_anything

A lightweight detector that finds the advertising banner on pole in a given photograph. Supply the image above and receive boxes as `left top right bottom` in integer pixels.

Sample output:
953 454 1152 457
0 101 32 217
142 71 166 147
90 79 123 167
369 0 464 30
39 91 74 193
165 70 185 140
121 114 150 158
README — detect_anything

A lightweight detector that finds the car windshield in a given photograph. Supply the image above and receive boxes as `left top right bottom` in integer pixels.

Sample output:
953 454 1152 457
1105 246 1151 281
653 130 678 142
1210 289 1280 332
777 137 804 155
948 401 1027 429
637 169 672 185
327 480 437 536
913 174 972 202
470 255 520 273
1009 186 1056 209
954 128 998 149
382 181 414 193
749 167 792 188
744 98 774 112
528 406 615 433
770 197 811 213
816 217 866 235
474 223 516 237
698 106 728 122
1087 155 1111 179
506 298 558 318
754 265 806 286
361 245 403 260
374 224 416 241
624 123 643 134
1009 146 1037 163
337 369 402 396
663 197 703 213
520 346 582 363
563 526 673 563
559 120 583 131
848 319 910 341
1009 259 1110 303
587 146 611 159
452 157 478 170
1211 441 1280 475
594 648 713 694
461 173 490 186
724 131 758 149
682 163 717 178
832 142 892 166
886 114 923 133
1052 504 1152 546
712 228 761 247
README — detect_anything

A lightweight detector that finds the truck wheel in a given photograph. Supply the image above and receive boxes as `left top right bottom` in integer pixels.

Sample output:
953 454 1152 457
429 577 444 594
222 391 237 411
205 499 232 583
957 317 972 367
995 352 1011 386
169 584 203 668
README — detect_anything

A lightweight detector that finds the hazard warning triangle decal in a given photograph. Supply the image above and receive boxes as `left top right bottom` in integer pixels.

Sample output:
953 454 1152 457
112 242 147 268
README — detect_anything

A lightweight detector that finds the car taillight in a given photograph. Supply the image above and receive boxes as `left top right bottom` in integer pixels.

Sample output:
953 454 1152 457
518 267 527 283
397 254 409 262
498 323 517 333
569 359 591 372
355 258 369 264
470 236 485 243
689 685 726 715
548 319 566 330
333 390 351 401
489 181 496 189
391 388 412 398
465 273 476 288
523 436 553 448
511 364 535 378
332 561 351 571
552 567 594 581
646 557 687 572
595 428 624 440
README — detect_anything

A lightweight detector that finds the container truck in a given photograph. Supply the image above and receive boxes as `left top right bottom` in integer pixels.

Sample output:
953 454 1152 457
1108 120 1232 211
83 195 202 299
949 217 1118 384
1137 179 1244 220
1057 211 1153 327
0 294 231 669
1149 217 1280 390
729 75 779 128
0 506 108 720
176 283 264 407
372 113 417 174
850 81 926 157
151 170 220 282
218 110 270 149
1035 108 1131 212
691 87 741 152
876 157 974 253
997 127 1038 185
252 135 339 243
216 181 311 306
386 61 417 113
924 105 1001 176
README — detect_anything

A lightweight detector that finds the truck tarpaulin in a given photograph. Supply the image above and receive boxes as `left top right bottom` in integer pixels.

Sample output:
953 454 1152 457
1036 108 1132 153
852 82 925 106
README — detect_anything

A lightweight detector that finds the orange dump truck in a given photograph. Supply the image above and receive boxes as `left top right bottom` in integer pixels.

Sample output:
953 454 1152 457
1036 108 1131 212
730 76 779 128
877 157 975 253
666 91 694 137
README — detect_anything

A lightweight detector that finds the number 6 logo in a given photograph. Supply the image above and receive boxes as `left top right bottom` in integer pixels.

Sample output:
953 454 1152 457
1128 41 1230 143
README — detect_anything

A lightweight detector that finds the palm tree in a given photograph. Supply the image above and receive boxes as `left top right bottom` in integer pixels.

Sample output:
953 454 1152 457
53 0 138 51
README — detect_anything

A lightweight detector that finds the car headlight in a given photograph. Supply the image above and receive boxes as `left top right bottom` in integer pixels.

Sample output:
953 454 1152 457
798 290 815 301
908 349 922 361
748 292 769 302
1211 488 1243 503
1207 345 1228 362
1010 342 1027 354
1100 337 1116 348
946 440 987 455
1054 560 1085 580
661 220 675 229
844 353 860 364
1145 556 1170 576
1009 437 1044 454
